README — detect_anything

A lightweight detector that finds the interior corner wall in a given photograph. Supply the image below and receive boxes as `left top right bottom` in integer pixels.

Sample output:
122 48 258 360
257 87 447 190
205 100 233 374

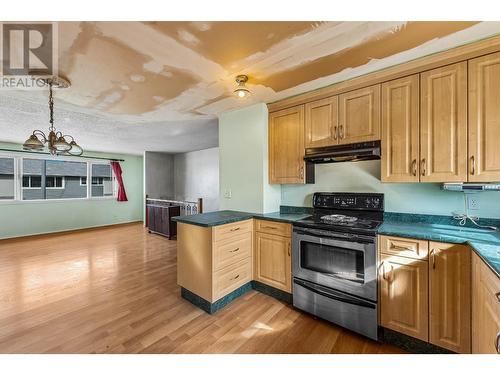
0 142 144 240
219 103 280 213
173 147 219 212
144 151 174 199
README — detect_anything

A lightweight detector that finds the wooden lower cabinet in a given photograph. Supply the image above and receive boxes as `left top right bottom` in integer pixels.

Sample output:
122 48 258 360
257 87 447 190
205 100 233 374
254 224 292 293
429 241 471 353
379 236 473 353
472 252 500 354
379 253 429 341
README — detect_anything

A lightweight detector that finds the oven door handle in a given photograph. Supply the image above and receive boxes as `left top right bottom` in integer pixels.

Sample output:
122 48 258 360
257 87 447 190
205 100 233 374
294 279 375 309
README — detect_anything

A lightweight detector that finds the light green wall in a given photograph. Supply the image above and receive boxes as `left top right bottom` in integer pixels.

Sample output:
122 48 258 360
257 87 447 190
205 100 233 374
219 103 280 213
0 142 144 239
281 160 500 218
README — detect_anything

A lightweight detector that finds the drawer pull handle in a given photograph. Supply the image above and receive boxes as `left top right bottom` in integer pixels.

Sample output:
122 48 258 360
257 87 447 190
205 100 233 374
470 155 475 175
430 249 439 269
262 226 278 230
496 331 500 354
495 292 500 303
390 244 411 251
411 159 417 176
381 262 393 282
421 158 426 176
231 274 240 281
230 227 240 232
229 247 240 253
333 125 338 140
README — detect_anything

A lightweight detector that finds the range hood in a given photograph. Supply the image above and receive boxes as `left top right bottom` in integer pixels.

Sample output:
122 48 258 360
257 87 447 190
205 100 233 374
304 141 381 164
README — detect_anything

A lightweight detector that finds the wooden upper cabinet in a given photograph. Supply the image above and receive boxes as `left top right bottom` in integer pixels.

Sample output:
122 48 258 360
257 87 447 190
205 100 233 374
339 84 381 144
472 252 500 354
379 253 429 341
429 241 471 353
381 75 420 182
254 231 291 292
305 96 338 148
468 52 500 182
420 62 467 182
269 105 306 184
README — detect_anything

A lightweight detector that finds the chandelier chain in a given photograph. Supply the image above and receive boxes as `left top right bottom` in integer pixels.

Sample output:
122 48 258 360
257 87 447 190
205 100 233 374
48 82 54 131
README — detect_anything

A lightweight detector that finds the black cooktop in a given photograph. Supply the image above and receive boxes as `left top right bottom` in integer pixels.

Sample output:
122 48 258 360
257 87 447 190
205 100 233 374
293 192 384 235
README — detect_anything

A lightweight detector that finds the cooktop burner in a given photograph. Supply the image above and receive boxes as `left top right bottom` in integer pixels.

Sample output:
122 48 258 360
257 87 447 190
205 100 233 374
320 214 358 223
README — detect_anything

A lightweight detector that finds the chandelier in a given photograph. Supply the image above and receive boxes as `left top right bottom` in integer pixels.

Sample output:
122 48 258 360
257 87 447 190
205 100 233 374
23 77 83 156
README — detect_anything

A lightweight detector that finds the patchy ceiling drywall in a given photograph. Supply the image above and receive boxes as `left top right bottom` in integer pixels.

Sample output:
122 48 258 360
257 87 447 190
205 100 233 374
1 21 499 155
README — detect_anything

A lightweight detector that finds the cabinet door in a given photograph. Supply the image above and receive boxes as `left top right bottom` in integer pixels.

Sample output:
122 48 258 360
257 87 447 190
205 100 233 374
305 96 338 148
269 105 306 184
254 232 291 292
472 253 500 354
381 75 420 182
429 242 471 353
339 84 381 144
468 52 500 182
379 254 429 341
420 62 467 182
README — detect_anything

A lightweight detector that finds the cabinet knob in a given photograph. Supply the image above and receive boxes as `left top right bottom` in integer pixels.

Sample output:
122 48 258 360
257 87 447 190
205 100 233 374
495 291 500 303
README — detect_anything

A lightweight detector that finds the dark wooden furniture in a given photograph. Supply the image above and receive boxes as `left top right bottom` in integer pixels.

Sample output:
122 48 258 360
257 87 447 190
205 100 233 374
147 204 180 239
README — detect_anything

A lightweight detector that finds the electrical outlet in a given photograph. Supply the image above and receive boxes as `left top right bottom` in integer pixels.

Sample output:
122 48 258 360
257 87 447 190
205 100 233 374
467 196 480 210
223 189 232 199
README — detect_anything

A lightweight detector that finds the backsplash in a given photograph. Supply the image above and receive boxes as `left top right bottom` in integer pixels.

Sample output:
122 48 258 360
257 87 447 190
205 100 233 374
280 160 500 219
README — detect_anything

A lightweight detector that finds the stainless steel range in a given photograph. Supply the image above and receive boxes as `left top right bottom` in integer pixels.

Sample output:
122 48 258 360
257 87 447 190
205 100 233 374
292 192 384 340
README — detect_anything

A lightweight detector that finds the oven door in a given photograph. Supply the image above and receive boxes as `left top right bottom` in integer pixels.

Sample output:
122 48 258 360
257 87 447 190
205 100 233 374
292 227 377 301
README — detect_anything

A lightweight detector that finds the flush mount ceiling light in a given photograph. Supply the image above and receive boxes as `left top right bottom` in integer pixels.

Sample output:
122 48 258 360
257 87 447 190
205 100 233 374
23 76 83 156
234 74 251 99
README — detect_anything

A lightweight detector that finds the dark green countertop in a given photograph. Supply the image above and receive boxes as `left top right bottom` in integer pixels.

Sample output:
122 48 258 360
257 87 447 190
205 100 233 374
172 210 310 227
379 220 500 278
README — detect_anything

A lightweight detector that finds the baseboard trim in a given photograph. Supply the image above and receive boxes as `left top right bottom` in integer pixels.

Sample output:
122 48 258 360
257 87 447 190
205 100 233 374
251 281 293 304
380 328 454 354
182 281 292 315
0 220 143 243
181 282 253 314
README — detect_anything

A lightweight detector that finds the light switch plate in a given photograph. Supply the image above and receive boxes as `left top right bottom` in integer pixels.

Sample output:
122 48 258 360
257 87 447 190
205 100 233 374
467 196 479 210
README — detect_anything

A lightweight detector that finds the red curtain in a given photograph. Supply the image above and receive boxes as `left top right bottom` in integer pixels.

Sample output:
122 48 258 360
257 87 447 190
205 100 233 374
111 161 128 202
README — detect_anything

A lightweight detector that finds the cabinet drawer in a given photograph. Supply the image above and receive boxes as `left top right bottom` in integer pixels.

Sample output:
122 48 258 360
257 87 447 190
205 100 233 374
213 232 252 271
213 258 252 301
379 235 428 260
213 219 253 243
255 219 291 237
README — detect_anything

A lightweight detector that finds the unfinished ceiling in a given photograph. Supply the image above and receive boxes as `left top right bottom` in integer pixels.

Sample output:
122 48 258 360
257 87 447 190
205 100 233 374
1 21 499 155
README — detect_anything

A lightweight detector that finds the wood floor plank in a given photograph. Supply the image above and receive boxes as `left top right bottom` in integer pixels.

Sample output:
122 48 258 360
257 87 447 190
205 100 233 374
0 223 404 354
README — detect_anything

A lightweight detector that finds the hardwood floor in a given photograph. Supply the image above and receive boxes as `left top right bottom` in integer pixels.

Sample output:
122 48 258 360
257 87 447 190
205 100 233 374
0 223 404 354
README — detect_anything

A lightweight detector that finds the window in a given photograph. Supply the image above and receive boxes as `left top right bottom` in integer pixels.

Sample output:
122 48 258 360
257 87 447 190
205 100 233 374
92 177 103 186
46 176 64 189
0 157 14 200
22 175 42 188
0 155 117 202
22 159 88 200
91 164 115 197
